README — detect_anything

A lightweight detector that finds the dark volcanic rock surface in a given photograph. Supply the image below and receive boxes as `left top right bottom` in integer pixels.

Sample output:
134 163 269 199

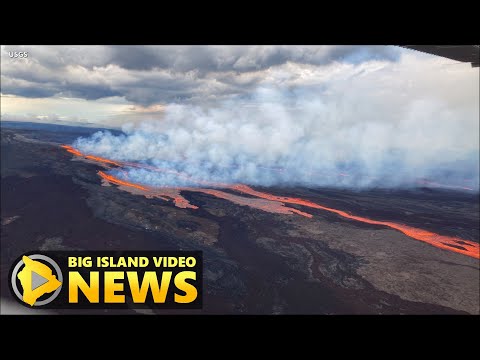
1 126 479 314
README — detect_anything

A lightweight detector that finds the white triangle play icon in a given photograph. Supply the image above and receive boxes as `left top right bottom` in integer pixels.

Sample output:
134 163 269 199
31 271 49 290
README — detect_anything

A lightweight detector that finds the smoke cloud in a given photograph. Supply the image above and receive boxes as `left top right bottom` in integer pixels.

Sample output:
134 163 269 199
74 55 479 191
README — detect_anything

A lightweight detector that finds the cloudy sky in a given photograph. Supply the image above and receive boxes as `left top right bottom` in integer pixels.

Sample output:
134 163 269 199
1 45 478 189
1 45 476 128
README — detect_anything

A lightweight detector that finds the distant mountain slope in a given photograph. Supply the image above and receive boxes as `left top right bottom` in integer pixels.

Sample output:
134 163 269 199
0 121 124 144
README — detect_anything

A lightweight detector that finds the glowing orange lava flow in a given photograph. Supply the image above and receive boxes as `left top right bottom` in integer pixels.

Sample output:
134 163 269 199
98 171 148 191
61 144 479 259
231 185 480 259
61 145 121 166
60 145 83 156
194 188 313 218
85 155 121 166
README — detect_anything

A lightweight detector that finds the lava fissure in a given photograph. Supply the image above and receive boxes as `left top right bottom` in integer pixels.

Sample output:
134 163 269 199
61 144 480 259
98 171 148 191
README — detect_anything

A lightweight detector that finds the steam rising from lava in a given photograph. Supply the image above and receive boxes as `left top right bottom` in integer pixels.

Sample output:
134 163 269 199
73 86 478 191
61 145 480 259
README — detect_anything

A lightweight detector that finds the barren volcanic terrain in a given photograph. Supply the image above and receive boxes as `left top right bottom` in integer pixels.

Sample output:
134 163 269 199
1 124 479 314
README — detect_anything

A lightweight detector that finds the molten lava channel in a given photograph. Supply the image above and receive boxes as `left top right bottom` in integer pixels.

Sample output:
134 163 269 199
98 171 147 191
62 144 480 259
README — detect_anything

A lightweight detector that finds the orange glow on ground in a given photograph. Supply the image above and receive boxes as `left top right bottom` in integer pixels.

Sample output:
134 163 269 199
61 145 479 259
61 145 121 166
60 145 83 156
144 188 199 209
231 185 480 259
85 155 121 166
192 188 313 217
98 171 148 191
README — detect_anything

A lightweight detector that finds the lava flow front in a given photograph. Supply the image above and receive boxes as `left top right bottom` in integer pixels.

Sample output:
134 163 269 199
61 144 480 259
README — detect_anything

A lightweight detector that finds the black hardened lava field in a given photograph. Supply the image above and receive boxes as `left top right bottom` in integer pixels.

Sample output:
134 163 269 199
1 124 478 314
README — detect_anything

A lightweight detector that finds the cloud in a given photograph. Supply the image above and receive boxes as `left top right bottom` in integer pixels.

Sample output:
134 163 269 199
73 54 479 191
3 45 477 190
1 112 89 125
108 45 401 72
0 94 134 127
1 45 401 105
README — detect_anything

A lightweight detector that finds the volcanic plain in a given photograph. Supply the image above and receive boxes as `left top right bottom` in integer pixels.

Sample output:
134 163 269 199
1 124 479 314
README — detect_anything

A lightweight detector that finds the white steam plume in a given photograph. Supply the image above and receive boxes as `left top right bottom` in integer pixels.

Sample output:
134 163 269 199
74 55 479 191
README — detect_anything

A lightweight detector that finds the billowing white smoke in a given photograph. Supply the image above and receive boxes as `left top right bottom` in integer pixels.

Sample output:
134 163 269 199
74 56 479 191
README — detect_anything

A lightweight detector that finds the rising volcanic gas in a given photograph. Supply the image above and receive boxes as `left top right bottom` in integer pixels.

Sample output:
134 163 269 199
61 144 479 259
65 76 479 259
72 90 479 192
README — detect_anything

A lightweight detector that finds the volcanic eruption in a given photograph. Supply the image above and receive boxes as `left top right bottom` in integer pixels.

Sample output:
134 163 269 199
61 145 479 259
